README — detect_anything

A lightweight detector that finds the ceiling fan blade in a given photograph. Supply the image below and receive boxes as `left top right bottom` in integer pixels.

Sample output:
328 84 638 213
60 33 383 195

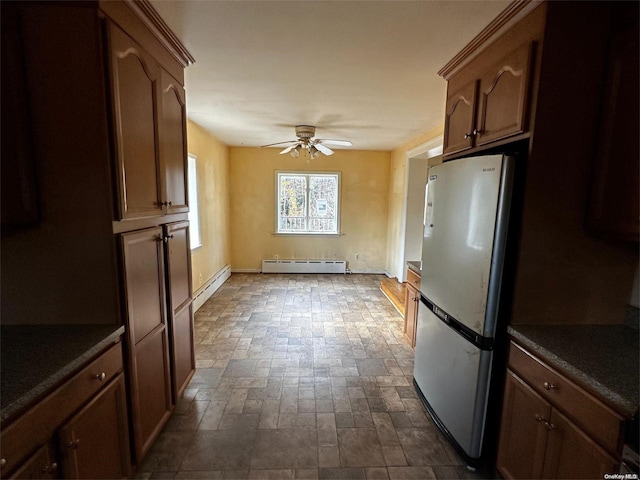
316 139 353 147
279 144 299 154
314 143 334 156
260 140 298 148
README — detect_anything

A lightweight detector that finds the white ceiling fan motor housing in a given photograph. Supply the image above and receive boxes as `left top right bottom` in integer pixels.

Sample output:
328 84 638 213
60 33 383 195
295 125 316 140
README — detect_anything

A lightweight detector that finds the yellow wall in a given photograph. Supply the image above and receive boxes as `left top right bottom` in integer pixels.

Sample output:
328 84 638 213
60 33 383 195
385 125 444 278
187 120 231 292
229 147 391 272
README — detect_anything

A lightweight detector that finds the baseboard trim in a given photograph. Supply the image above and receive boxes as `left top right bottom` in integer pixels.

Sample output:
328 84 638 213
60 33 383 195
231 268 261 273
193 265 231 312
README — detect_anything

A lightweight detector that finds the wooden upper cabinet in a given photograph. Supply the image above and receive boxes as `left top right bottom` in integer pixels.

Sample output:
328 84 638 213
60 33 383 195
476 42 533 147
158 70 189 215
443 80 477 156
442 42 534 154
108 23 162 220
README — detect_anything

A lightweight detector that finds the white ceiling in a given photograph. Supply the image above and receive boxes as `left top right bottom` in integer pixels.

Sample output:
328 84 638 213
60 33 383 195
150 0 510 151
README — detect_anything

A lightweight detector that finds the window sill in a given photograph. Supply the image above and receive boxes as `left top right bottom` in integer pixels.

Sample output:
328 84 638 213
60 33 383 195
272 232 344 238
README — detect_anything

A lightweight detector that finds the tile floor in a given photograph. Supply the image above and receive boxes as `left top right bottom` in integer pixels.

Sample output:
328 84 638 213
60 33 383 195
135 274 492 480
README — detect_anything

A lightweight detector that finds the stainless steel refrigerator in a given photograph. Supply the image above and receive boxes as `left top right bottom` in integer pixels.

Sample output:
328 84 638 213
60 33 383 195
413 153 515 466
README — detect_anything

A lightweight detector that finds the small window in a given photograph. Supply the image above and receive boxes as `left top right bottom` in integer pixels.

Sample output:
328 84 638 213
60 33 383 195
276 171 340 234
187 154 202 249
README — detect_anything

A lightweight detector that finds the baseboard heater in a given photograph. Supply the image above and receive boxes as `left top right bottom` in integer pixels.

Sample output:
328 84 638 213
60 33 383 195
261 259 347 274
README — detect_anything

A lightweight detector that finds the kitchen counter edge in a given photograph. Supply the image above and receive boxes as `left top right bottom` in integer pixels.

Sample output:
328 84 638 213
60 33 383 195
1 324 126 424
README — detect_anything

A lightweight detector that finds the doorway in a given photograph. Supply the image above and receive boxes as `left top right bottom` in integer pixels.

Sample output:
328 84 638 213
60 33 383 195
397 137 443 282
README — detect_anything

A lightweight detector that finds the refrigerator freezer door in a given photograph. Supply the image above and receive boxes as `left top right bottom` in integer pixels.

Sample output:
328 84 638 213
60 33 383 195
421 154 511 337
413 297 493 459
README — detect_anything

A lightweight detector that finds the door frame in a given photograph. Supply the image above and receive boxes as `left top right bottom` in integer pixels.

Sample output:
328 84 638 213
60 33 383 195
396 136 443 282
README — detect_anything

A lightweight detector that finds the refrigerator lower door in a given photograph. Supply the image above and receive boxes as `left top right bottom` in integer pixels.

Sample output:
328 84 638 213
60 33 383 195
413 297 493 461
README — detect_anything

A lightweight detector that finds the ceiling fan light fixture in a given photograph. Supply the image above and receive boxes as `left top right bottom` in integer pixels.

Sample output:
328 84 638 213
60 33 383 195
290 144 301 158
309 145 320 159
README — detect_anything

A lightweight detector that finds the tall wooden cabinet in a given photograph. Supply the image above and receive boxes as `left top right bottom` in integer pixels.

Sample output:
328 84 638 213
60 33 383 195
0 0 196 475
103 2 196 464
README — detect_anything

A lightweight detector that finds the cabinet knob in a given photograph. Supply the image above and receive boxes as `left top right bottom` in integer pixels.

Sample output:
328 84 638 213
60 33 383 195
93 372 106 381
67 439 80 450
543 381 557 391
544 422 556 431
1 458 6 469
43 463 58 474
464 132 473 139
534 414 545 422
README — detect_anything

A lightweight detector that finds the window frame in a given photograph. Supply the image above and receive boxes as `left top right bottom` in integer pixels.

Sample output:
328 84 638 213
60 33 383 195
275 171 341 236
187 153 202 250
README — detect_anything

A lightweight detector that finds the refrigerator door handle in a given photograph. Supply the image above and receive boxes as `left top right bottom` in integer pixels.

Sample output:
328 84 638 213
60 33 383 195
420 295 494 351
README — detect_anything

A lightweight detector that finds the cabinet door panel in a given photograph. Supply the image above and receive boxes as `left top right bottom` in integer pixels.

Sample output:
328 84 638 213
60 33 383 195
109 24 162 220
121 227 166 344
166 221 191 312
404 286 418 348
12 443 58 479
158 70 189 214
443 80 476 155
476 42 533 146
171 304 195 399
497 371 550 480
58 374 130 480
131 329 172 459
542 409 617 479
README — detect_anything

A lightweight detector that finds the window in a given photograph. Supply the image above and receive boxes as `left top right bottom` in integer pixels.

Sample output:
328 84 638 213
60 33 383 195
276 171 340 234
187 153 202 249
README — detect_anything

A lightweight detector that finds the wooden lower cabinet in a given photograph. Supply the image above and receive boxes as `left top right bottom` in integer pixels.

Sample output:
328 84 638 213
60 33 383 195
542 409 617 479
496 371 549 479
11 444 58 479
497 344 620 480
404 285 419 348
58 374 130 480
1 342 130 479
404 268 421 348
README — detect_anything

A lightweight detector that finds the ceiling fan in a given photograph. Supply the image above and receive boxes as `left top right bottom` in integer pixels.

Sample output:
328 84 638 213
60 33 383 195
260 125 352 158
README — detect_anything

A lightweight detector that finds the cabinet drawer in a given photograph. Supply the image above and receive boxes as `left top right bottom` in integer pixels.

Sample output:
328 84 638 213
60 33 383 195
406 268 421 291
1 342 123 475
508 342 624 454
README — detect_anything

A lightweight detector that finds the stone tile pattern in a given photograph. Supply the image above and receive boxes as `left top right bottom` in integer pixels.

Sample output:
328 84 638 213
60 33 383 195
134 274 492 480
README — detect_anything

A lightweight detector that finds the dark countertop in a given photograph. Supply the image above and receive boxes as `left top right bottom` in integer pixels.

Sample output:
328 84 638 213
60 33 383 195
407 261 422 275
508 324 639 418
1 324 125 424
